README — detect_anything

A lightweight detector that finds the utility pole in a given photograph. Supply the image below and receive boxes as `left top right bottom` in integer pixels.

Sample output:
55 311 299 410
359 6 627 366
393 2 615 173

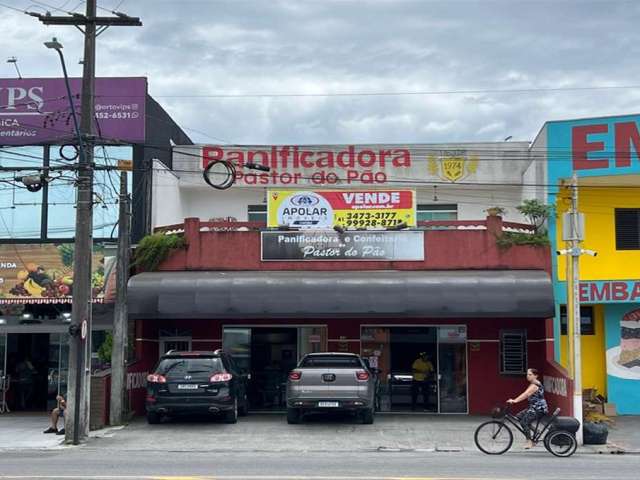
568 173 583 444
558 173 597 445
110 171 130 425
35 0 142 444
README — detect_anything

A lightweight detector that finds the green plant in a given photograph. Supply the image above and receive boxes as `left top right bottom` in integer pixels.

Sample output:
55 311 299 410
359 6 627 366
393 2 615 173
496 199 553 249
485 206 506 216
496 231 551 249
133 233 186 271
97 331 113 365
516 199 554 234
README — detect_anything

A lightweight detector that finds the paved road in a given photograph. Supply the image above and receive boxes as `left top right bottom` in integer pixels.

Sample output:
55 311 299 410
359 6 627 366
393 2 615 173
0 449 639 480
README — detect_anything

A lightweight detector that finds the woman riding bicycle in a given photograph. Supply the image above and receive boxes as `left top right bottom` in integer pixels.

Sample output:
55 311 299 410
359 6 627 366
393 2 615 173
507 367 548 449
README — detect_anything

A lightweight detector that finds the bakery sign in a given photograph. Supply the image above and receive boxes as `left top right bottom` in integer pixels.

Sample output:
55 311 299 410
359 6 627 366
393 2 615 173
172 144 486 188
261 231 424 261
0 244 115 304
267 190 416 229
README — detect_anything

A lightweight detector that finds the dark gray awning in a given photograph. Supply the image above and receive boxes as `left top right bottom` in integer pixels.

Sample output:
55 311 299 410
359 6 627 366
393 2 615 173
128 270 553 319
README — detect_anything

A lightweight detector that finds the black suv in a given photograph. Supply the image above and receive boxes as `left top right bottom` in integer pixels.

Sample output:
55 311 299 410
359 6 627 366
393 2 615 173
145 350 249 424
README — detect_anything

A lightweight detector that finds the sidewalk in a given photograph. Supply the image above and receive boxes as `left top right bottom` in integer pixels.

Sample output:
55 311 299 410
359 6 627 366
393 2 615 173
1 412 638 453
0 412 65 450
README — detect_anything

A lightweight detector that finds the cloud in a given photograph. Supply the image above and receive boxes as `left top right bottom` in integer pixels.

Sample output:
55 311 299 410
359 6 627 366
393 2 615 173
1 0 639 146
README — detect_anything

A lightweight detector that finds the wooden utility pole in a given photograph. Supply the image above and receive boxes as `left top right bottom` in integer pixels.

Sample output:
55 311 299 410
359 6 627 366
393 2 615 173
110 171 130 425
35 0 141 444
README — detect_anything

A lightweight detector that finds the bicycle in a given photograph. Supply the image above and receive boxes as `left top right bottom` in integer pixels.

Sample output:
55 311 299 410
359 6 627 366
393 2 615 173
474 404 579 457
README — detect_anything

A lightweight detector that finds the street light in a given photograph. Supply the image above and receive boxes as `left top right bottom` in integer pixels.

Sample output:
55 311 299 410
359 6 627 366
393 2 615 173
44 36 86 447
6 57 22 79
44 38 85 161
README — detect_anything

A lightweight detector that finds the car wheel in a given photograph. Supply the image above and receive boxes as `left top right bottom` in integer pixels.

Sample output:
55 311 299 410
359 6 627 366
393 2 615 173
361 408 374 425
146 412 161 425
287 408 301 424
238 394 248 417
223 398 238 424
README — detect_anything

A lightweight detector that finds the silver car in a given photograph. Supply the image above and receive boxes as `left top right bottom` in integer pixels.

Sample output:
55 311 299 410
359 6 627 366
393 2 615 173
286 352 377 424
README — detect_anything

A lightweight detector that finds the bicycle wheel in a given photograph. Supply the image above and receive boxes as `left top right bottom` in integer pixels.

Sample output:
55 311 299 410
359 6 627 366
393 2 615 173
544 430 577 457
474 421 514 455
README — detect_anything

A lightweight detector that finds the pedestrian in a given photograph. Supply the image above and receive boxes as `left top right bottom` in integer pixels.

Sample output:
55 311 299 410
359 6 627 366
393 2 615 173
411 352 434 411
507 367 549 449
43 394 66 435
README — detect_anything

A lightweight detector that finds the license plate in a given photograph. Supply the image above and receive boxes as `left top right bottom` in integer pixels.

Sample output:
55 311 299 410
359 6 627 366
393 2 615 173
177 384 199 390
318 401 339 407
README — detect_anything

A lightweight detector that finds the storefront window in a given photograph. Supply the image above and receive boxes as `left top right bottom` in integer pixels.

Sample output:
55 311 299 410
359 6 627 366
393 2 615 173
559 305 595 335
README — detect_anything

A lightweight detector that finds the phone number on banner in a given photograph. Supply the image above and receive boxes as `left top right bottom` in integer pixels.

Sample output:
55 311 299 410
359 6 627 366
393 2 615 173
335 211 411 228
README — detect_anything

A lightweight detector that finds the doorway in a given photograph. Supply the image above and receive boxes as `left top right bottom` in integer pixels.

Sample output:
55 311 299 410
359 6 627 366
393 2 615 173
223 326 328 410
361 325 468 413
6 333 50 411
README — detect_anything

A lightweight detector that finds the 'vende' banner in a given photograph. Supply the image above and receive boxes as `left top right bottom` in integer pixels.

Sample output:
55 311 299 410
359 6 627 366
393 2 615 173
267 190 416 229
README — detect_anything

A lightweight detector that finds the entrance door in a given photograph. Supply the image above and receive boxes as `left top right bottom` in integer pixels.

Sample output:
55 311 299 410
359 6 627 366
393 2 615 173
47 333 69 412
437 326 468 413
7 333 50 411
250 328 297 410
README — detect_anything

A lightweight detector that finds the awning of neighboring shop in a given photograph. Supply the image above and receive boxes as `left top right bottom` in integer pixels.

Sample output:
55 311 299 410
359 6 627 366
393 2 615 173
128 270 554 319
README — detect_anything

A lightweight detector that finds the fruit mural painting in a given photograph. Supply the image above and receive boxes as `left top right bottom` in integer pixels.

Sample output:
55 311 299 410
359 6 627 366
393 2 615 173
0 244 111 303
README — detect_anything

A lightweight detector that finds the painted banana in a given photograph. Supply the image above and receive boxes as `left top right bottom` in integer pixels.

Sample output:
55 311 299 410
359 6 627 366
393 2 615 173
24 278 45 297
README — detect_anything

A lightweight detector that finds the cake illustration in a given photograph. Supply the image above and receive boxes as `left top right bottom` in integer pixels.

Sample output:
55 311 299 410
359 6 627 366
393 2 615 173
619 308 640 368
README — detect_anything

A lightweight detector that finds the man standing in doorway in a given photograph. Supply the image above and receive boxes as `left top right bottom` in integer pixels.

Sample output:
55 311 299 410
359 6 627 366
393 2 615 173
411 352 434 411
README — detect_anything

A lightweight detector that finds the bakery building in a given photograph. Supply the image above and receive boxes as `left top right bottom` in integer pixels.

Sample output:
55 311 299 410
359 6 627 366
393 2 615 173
533 113 640 414
124 143 571 415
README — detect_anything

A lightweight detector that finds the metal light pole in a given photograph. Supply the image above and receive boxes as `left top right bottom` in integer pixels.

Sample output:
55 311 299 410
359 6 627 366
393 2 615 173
43 36 90 446
44 39 85 160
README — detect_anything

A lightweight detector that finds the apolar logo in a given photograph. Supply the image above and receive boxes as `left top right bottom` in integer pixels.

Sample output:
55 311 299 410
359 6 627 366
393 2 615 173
0 86 44 112
278 192 333 228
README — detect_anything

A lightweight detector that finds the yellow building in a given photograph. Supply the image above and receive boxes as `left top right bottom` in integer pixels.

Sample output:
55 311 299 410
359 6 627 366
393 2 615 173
533 114 640 414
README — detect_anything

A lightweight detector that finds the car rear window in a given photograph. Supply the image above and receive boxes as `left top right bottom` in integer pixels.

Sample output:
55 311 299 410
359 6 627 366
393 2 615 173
300 355 362 368
156 357 223 376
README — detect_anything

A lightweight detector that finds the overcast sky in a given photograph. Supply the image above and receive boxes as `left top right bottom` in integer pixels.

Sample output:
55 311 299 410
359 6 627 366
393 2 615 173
2 0 640 146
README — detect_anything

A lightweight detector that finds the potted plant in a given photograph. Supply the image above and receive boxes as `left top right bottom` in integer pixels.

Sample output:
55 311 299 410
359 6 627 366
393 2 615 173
485 206 506 217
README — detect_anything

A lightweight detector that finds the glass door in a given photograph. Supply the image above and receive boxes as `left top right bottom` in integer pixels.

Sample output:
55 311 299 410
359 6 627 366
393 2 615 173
0 333 6 378
437 326 468 413
47 333 70 412
222 328 251 376
297 326 328 360
0 333 7 413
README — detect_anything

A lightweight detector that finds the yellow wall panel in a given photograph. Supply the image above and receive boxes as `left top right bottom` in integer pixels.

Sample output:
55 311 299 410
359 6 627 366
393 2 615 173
556 187 640 281
558 305 607 396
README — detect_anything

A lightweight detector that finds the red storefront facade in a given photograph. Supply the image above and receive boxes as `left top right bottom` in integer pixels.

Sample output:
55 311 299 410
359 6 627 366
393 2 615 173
127 216 572 416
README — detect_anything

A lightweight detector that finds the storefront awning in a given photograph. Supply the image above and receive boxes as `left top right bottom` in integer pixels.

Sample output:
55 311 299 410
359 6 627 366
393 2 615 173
128 270 553 319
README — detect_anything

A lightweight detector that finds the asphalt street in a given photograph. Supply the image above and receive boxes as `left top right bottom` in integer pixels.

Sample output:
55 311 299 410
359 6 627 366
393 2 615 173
0 449 639 480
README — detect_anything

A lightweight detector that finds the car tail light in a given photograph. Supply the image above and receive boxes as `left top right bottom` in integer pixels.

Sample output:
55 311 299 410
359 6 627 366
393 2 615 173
288 371 302 381
209 372 233 383
147 373 166 383
356 370 369 381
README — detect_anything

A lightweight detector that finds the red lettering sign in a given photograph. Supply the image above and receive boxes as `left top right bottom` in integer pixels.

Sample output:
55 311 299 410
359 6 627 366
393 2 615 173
573 124 609 170
579 283 589 302
590 282 611 301
631 282 640 301
615 122 640 168
612 282 629 301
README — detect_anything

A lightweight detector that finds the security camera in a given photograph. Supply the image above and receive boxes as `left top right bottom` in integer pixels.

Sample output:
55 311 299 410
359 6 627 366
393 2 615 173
556 249 568 256
16 175 44 192
581 249 598 257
